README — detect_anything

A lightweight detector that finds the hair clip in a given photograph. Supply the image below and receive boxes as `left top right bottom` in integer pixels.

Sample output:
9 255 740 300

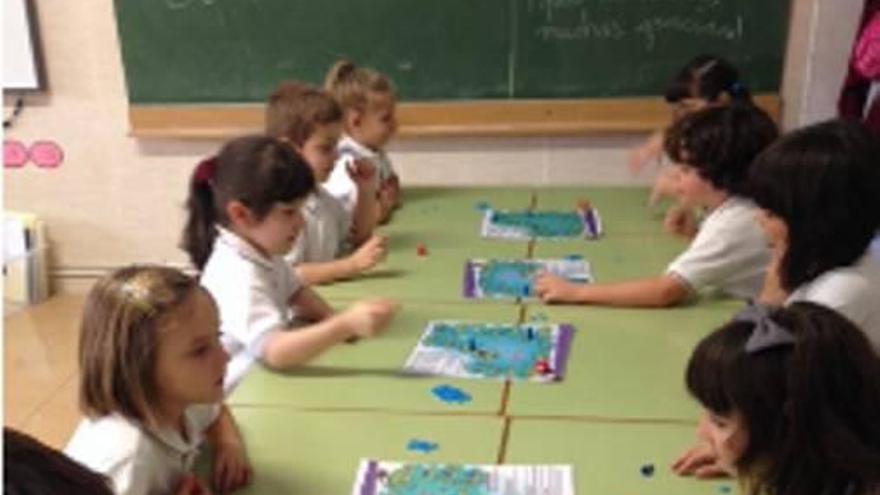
735 302 796 353
193 156 217 185
729 81 745 95
119 271 160 316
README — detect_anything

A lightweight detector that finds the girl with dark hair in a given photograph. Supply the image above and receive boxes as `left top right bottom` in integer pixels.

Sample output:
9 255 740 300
630 54 753 206
674 302 880 495
748 119 880 351
182 135 398 391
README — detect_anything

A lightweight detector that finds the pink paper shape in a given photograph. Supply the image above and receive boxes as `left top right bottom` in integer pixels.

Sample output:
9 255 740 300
29 140 64 168
4 140 28 168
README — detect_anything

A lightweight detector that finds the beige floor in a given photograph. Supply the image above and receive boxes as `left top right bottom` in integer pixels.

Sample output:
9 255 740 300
4 294 86 449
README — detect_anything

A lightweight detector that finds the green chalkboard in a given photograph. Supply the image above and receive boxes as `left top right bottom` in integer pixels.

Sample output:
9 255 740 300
114 0 790 104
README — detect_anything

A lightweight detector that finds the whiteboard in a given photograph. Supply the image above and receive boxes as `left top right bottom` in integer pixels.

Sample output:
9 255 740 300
3 0 42 90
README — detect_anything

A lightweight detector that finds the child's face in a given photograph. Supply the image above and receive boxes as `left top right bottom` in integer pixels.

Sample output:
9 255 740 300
352 92 397 150
672 163 718 207
755 208 788 251
154 289 228 410
697 409 749 473
245 200 306 257
297 122 342 183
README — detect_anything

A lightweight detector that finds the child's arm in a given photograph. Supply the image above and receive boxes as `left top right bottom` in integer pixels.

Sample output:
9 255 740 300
757 245 788 305
670 414 735 479
289 286 334 321
294 235 386 285
670 442 732 479
663 203 699 240
260 297 398 370
205 405 251 493
534 273 688 307
385 174 402 209
174 474 213 495
376 182 396 224
347 158 380 245
629 130 665 175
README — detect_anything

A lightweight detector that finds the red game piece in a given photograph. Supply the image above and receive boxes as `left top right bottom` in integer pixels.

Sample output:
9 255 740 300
534 359 552 375
416 242 427 256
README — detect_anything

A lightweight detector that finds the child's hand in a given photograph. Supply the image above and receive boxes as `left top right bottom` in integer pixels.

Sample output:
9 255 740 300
212 439 252 493
343 299 399 338
349 234 387 271
663 204 698 239
385 175 402 209
649 166 680 207
175 474 213 495
346 158 377 192
377 184 395 222
670 441 732 479
533 273 580 303
629 131 664 175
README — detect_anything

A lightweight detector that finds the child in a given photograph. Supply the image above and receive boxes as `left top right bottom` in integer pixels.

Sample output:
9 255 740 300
181 135 398 390
748 119 880 350
265 81 387 285
65 266 250 495
323 60 400 224
535 104 778 307
630 54 753 206
673 302 880 494
6 427 114 495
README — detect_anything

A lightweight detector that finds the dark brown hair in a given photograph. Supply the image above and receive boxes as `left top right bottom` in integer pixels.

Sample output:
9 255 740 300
747 119 880 291
665 54 752 104
78 265 198 426
687 302 880 495
664 103 778 196
181 135 315 270
3 428 113 495
265 81 342 146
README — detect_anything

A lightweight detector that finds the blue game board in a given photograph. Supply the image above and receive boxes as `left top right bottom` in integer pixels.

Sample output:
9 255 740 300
463 258 592 300
404 321 575 382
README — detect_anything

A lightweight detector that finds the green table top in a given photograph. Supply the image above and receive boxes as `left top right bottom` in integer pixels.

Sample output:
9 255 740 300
228 409 504 495
532 187 669 235
221 187 747 494
532 235 687 282
507 300 741 421
384 187 534 242
228 302 518 414
315 244 530 303
505 419 739 495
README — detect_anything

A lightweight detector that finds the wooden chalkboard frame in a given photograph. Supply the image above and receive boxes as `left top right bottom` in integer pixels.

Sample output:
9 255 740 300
129 94 780 139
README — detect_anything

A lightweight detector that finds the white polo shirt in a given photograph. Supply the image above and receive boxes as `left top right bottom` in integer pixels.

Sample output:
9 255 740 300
787 253 880 353
666 196 770 300
200 227 303 391
324 134 394 212
65 404 219 495
285 186 352 264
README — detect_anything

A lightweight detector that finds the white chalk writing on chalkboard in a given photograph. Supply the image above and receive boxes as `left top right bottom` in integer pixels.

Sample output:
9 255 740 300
533 12 743 51
167 0 217 10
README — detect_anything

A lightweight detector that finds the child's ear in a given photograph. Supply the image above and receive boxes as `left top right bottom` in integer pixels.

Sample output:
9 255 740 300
226 200 255 228
277 136 298 152
347 110 363 130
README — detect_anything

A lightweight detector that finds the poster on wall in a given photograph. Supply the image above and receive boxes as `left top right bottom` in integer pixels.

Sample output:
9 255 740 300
3 0 45 90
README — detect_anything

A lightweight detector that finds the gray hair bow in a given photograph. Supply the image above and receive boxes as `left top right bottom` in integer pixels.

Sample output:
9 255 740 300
735 303 796 353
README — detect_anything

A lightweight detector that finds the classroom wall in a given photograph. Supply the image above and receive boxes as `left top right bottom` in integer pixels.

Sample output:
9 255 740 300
2 0 864 292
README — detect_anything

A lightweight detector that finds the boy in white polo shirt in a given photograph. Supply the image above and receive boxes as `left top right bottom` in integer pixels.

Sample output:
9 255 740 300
535 104 778 307
266 81 387 285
